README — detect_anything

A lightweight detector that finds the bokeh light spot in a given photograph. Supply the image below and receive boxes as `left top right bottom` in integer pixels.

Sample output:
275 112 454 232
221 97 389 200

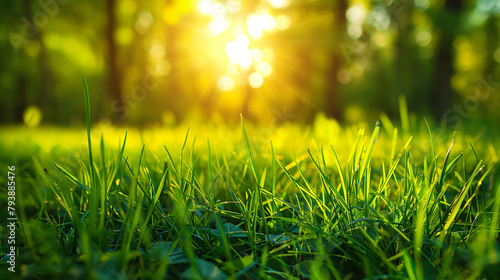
260 11 277 31
372 32 389 48
251 49 263 65
257 62 272 77
247 14 265 40
149 44 165 60
225 34 253 68
346 4 367 24
209 17 230 37
218 75 235 91
349 62 364 78
226 0 241 14
268 0 290 9
337 70 351 84
198 1 226 17
415 0 430 10
249 72 264 88
276 15 291 30
494 48 500 63
135 10 153 35
415 30 432 47
23 106 42 127
198 0 212 15
368 6 390 31
156 60 171 76
347 24 363 39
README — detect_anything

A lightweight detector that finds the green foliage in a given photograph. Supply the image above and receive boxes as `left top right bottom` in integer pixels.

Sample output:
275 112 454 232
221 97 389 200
1 1 500 125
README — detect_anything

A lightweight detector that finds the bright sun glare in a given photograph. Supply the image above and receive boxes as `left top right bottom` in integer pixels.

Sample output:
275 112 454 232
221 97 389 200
197 0 290 91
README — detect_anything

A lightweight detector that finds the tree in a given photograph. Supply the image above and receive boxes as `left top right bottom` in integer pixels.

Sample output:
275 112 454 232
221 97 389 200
324 0 347 121
106 0 122 122
431 0 463 119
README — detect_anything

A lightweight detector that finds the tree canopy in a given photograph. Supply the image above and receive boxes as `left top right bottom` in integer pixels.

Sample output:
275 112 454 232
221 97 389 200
1 0 499 127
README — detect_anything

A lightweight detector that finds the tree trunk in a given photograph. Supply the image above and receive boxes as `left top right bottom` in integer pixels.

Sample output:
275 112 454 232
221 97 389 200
432 0 462 119
19 0 53 123
107 0 122 122
324 0 347 121
484 15 499 78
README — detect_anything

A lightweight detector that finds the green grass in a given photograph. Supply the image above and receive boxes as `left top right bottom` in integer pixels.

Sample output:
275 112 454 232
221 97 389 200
0 81 499 279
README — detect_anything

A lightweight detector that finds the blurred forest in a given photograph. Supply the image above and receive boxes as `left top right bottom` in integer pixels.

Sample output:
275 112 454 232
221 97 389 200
0 0 499 127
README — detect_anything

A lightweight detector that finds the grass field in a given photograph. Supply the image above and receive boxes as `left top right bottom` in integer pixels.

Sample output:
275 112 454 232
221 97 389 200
1 82 499 279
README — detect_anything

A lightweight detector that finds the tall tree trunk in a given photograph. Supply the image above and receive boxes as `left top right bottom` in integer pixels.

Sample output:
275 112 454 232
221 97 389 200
393 2 415 111
18 0 52 123
432 0 462 119
324 0 347 121
107 0 122 122
484 15 499 78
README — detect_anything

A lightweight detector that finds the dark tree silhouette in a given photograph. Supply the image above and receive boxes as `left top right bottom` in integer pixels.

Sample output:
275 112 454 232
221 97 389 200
325 0 347 121
17 0 53 123
431 0 463 119
107 0 122 121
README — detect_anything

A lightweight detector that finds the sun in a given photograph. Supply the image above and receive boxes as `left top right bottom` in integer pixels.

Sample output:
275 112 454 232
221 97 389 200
196 0 290 91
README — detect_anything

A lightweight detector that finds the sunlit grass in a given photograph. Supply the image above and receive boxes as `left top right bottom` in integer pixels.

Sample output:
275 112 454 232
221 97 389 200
0 84 499 279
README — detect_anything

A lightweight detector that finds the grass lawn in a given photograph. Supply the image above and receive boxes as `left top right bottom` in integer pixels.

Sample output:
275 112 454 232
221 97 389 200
0 83 499 279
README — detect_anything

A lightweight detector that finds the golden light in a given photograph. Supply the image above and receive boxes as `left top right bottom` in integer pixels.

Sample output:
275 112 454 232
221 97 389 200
231 26 245 37
198 0 226 17
156 60 171 76
251 49 263 65
235 72 248 85
209 17 230 37
198 0 213 15
261 11 277 31
226 0 241 14
247 14 265 40
372 32 390 48
249 72 264 88
225 34 253 68
273 138 282 148
347 23 363 39
276 15 291 30
346 4 367 24
149 44 165 60
135 10 153 35
268 0 291 9
262 48 274 61
227 64 239 74
197 0 287 89
245 11 277 40
256 62 272 77
218 75 236 91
